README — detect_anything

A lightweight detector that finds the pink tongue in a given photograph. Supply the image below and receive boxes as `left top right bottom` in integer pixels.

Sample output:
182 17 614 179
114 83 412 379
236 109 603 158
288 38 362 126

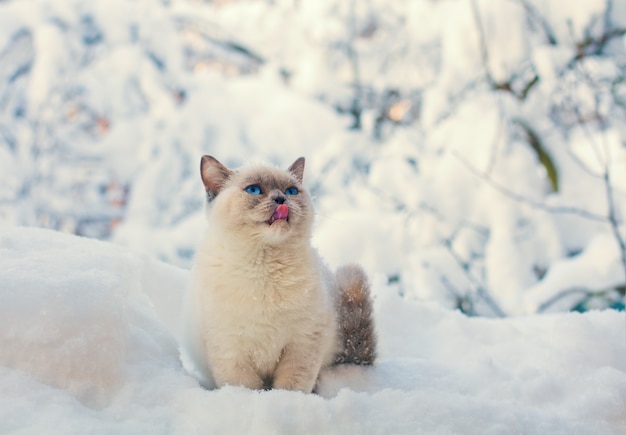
273 204 289 221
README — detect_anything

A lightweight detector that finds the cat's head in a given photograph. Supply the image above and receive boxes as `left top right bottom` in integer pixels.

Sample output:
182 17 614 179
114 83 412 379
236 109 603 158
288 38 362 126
200 155 314 244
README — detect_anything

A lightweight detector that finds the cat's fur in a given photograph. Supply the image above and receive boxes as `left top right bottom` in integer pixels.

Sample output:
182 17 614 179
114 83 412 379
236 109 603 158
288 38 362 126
182 156 375 393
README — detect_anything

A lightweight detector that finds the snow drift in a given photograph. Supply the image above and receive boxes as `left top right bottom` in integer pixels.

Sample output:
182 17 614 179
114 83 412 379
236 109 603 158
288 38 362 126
0 226 624 434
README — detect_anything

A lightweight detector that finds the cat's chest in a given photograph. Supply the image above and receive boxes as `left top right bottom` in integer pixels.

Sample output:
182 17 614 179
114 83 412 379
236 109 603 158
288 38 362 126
205 253 316 306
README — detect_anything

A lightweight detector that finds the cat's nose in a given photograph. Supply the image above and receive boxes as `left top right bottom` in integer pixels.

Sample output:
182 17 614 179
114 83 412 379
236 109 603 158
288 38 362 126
272 192 286 204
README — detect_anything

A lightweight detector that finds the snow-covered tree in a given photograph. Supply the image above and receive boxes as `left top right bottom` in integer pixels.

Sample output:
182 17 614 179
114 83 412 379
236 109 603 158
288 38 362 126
1 0 624 315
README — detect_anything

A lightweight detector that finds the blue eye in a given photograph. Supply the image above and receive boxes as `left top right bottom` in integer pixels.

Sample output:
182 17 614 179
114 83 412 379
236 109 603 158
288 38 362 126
285 187 298 196
245 185 262 195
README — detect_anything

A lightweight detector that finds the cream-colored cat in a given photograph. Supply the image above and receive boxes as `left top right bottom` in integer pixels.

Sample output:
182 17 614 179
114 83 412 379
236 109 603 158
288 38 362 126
182 156 375 393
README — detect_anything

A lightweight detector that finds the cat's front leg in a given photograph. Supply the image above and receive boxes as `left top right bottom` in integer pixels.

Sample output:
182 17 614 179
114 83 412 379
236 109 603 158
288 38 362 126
272 340 324 393
210 356 264 390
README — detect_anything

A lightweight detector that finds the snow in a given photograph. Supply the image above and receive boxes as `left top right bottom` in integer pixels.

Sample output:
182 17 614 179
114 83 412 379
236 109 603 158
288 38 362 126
1 0 626 431
524 233 626 313
0 227 624 434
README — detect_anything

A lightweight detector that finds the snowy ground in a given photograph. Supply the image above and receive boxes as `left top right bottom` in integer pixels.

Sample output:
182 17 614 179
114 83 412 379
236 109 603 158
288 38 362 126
1 227 624 434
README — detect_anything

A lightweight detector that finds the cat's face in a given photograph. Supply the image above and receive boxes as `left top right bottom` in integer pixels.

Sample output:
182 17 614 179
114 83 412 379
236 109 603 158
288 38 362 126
200 156 313 244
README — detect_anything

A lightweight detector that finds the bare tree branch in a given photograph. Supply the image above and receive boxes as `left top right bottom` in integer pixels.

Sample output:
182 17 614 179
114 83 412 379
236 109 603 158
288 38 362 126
570 98 626 286
518 0 558 45
439 273 476 316
536 287 619 313
568 22 626 68
470 0 492 83
441 236 506 317
471 0 540 101
417 202 502 316
347 0 363 130
452 150 609 222
517 74 540 100
601 148 626 284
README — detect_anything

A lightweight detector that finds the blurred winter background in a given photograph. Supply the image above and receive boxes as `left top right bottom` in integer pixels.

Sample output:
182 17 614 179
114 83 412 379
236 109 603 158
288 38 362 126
1 0 625 317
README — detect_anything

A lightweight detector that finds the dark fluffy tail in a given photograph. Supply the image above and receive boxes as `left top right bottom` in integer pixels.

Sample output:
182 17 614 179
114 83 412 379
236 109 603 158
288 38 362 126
334 264 376 366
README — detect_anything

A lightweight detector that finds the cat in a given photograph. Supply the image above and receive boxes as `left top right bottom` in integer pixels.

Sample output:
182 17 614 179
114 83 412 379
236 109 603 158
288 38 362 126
181 156 375 393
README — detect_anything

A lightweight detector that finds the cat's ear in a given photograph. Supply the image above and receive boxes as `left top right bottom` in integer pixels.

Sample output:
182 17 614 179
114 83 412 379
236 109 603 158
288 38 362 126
200 155 232 201
288 157 305 184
